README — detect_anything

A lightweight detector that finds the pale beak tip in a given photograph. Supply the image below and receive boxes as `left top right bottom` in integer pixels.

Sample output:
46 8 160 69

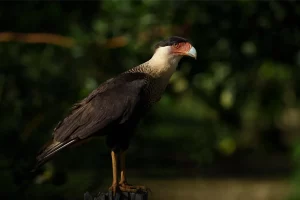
188 46 197 59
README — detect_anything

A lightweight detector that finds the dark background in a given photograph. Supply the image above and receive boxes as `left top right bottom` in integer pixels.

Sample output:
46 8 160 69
1 1 300 199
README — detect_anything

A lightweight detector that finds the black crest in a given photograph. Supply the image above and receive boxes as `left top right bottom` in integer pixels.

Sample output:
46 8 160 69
154 36 189 49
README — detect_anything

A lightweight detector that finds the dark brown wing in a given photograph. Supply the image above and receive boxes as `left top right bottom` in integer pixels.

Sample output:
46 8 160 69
53 73 149 142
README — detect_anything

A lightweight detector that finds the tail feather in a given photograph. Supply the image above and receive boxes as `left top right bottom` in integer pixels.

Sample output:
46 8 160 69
32 139 77 171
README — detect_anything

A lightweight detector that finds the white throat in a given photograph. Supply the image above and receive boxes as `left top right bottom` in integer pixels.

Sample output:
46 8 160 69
146 46 182 77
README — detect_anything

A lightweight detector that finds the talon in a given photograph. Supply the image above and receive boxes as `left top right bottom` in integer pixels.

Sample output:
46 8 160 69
118 182 148 193
119 185 138 193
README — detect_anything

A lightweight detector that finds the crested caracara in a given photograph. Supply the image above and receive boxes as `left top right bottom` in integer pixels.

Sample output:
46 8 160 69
34 36 197 195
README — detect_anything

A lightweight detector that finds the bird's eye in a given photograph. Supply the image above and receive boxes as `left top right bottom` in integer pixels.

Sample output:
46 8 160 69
174 44 180 48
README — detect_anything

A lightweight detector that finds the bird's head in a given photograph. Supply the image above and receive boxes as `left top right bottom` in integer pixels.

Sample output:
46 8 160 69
154 36 197 60
144 36 197 77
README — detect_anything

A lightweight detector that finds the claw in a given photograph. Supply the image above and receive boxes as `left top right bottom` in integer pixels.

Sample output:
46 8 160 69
119 185 138 193
118 182 148 193
109 182 149 196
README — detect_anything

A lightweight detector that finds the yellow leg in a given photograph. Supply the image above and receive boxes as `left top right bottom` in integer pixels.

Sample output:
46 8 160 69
118 150 147 192
109 150 148 194
109 151 118 195
119 151 127 184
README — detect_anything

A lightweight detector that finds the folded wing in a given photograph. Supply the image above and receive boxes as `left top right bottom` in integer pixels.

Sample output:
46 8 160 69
53 74 148 142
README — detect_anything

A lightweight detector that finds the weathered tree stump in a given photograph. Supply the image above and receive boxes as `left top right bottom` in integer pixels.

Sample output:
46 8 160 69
84 191 148 200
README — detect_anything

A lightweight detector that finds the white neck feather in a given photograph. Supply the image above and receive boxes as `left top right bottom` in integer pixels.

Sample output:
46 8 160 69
145 46 182 78
125 46 184 103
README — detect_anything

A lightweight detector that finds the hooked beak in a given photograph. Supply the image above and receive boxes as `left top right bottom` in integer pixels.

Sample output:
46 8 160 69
186 46 197 59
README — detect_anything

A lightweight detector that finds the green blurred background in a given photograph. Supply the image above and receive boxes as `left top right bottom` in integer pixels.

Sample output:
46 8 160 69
1 1 300 199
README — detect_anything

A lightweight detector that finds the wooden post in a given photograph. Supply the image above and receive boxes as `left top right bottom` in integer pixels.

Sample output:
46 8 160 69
84 191 148 200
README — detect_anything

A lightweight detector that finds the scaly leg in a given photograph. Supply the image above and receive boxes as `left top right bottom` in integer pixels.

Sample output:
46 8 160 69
109 151 118 196
119 150 127 184
119 150 147 192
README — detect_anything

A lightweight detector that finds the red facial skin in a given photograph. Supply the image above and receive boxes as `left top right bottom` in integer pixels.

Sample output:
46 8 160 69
171 42 192 56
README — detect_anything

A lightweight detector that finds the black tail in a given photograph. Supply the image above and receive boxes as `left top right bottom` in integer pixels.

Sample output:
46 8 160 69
32 139 77 171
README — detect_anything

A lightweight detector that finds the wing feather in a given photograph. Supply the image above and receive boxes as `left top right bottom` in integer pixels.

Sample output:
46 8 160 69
53 73 148 142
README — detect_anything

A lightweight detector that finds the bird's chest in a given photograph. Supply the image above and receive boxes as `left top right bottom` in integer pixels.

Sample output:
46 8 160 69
146 76 172 103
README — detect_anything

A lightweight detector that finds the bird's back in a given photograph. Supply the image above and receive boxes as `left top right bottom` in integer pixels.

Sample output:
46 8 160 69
53 72 152 142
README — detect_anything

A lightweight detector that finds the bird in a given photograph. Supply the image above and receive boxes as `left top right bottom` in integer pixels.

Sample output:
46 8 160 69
34 36 197 195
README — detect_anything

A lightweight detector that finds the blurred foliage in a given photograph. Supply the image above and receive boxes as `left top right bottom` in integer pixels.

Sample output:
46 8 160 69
1 1 300 199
